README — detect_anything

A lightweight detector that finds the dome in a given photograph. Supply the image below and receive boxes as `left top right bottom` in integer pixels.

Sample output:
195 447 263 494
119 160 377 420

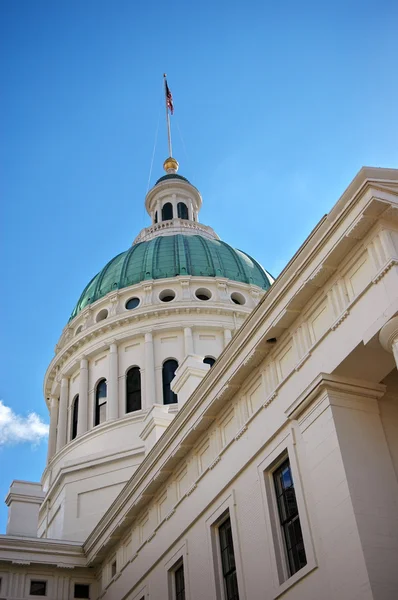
70 234 273 320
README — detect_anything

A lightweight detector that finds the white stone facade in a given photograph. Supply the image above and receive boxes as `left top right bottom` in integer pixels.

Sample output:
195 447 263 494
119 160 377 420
1 166 398 600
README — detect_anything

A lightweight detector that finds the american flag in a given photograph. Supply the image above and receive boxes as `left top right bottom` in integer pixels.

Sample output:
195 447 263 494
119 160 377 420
165 79 174 115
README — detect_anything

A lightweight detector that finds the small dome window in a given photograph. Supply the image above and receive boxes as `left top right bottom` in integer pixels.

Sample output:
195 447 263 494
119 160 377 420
159 289 176 302
75 325 83 336
162 202 173 221
177 202 189 220
195 288 212 301
203 356 216 367
162 359 178 404
231 292 246 305
71 395 79 440
94 379 107 426
125 297 140 310
96 308 108 322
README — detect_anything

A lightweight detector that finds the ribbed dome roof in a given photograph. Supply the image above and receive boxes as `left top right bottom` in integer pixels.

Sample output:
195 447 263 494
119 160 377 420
70 234 273 320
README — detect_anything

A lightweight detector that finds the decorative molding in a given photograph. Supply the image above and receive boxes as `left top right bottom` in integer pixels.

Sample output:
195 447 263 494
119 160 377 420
234 425 248 440
263 391 277 408
372 258 398 283
331 310 349 330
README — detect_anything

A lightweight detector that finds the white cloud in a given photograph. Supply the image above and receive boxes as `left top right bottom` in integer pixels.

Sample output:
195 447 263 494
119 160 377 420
0 400 49 447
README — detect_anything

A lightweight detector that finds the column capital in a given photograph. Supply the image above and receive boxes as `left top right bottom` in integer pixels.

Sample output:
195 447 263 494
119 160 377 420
109 340 118 352
379 316 398 353
61 376 68 387
50 396 58 408
145 331 153 343
80 356 88 368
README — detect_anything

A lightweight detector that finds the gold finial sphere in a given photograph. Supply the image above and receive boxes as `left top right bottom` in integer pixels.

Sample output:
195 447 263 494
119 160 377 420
163 157 179 174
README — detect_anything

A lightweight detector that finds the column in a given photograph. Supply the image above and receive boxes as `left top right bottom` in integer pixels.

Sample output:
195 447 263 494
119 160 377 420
77 357 88 436
184 327 194 355
380 315 398 367
47 396 58 462
56 377 68 453
188 200 194 221
155 200 161 224
223 328 232 347
108 342 119 420
145 332 156 406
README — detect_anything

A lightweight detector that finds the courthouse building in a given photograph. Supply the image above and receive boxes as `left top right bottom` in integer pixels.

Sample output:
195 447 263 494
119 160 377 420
1 156 398 600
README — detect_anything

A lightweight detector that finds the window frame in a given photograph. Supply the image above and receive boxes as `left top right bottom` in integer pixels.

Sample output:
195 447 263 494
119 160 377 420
162 359 179 405
165 542 190 600
218 516 240 600
28 580 47 597
258 436 316 598
273 458 307 577
126 366 142 413
71 394 79 440
206 494 244 600
73 583 90 599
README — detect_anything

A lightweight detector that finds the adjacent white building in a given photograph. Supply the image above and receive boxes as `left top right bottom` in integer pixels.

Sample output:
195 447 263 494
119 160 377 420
1 159 398 600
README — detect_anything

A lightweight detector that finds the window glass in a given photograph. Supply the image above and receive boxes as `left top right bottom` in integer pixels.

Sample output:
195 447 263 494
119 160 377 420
125 297 140 310
219 518 239 600
126 367 141 412
175 563 185 600
162 202 173 221
273 459 307 576
30 581 47 596
177 202 189 220
74 584 90 599
162 359 178 404
71 395 79 440
95 379 107 426
203 356 215 367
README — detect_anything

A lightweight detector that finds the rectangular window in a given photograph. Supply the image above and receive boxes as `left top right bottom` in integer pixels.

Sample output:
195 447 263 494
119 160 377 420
111 559 117 578
273 458 307 577
174 563 185 600
74 583 90 598
219 517 239 600
30 580 47 596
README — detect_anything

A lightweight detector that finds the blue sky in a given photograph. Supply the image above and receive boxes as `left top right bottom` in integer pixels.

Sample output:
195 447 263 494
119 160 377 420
1 0 397 533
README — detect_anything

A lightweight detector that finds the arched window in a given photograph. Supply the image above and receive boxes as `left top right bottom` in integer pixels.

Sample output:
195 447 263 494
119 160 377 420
203 356 216 368
162 359 178 405
95 379 107 426
162 202 173 221
71 395 79 440
154 211 158 224
126 367 141 413
177 202 189 220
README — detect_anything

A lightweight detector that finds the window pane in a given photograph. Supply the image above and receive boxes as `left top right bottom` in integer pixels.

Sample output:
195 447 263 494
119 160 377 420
175 564 185 600
126 367 142 412
162 360 178 404
30 581 47 596
273 459 307 577
219 517 239 600
74 584 90 599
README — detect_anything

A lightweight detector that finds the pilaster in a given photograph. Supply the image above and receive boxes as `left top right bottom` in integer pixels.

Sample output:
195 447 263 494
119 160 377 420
56 377 69 452
77 357 88 436
108 342 119 420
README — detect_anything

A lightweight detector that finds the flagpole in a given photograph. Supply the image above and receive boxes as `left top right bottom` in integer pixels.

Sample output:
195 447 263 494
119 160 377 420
163 73 173 157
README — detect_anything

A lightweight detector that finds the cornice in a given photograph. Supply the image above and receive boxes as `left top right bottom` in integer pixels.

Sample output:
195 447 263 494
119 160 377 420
0 535 86 567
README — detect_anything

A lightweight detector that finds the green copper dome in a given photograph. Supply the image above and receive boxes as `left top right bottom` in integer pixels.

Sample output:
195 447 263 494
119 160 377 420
70 234 272 320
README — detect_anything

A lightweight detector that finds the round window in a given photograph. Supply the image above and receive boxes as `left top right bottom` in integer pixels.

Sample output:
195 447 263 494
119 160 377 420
96 308 108 322
195 288 212 301
159 289 176 302
231 292 246 306
125 297 140 310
